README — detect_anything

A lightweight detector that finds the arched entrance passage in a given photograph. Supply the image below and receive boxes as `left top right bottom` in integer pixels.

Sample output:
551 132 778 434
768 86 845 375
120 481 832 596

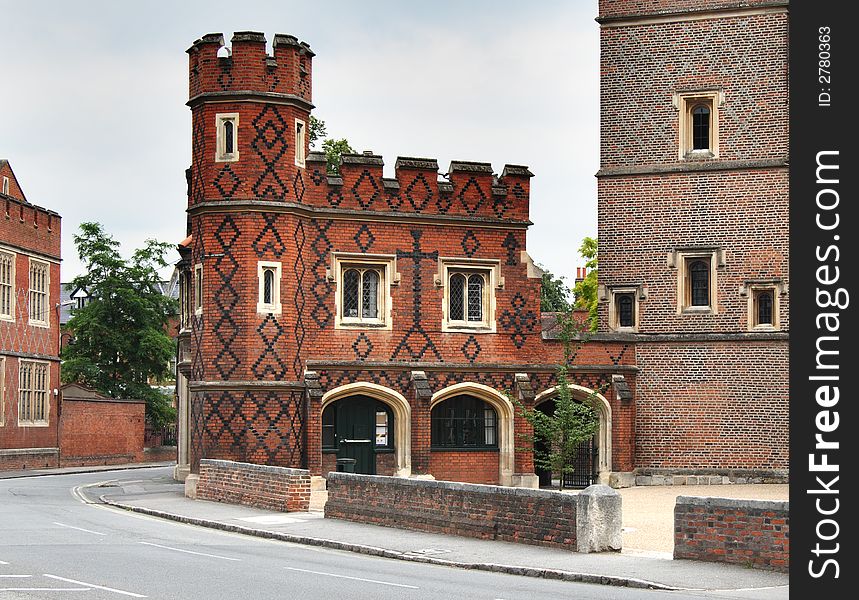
321 383 411 477
431 383 515 486
534 385 612 486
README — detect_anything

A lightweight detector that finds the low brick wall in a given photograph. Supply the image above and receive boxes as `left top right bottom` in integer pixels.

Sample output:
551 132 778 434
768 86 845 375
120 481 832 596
196 459 311 512
674 496 789 572
636 467 788 486
142 446 177 463
0 447 58 470
325 472 622 553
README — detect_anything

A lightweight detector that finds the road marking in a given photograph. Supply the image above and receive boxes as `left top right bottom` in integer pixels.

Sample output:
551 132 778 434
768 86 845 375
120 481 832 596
138 541 241 561
1 587 89 592
53 522 107 536
0 560 8 565
44 574 146 598
283 566 419 589
0 575 32 578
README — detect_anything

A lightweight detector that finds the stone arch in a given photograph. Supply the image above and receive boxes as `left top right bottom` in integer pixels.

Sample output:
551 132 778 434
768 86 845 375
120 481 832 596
430 382 515 486
534 384 612 482
321 382 411 477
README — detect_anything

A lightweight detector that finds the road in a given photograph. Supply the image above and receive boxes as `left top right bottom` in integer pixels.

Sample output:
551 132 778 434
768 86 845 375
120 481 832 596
1 467 784 599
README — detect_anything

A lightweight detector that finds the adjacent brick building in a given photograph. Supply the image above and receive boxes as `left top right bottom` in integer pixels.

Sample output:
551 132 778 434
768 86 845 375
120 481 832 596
595 0 789 482
0 160 63 470
177 7 789 490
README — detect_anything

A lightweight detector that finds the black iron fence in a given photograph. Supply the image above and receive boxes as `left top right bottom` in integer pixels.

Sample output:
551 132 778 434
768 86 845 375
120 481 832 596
144 423 177 447
562 438 598 489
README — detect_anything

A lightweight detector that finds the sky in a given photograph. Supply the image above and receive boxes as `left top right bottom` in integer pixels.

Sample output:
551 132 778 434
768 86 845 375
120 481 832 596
1 0 599 287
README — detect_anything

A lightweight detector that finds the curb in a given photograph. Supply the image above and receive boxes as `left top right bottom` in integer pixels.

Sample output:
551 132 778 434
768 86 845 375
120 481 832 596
98 495 675 591
0 462 175 480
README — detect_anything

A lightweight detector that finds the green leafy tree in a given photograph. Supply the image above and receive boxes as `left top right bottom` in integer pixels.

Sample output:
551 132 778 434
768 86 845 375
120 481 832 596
514 311 600 490
308 116 355 175
61 222 177 428
540 268 572 312
572 236 598 331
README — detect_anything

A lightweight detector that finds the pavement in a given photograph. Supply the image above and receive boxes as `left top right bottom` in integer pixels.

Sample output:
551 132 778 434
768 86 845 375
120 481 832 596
35 463 791 594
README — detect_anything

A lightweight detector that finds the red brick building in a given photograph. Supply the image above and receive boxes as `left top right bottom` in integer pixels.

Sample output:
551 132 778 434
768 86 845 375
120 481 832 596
0 160 63 470
595 0 789 483
177 12 788 490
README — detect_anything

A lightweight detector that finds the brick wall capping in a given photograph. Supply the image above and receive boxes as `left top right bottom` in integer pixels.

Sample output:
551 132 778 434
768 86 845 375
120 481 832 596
637 466 789 480
272 34 300 48
187 91 315 111
304 359 637 373
382 178 399 190
189 380 305 392
231 31 266 44
448 161 494 174
544 331 789 343
187 33 225 53
0 447 59 457
307 151 327 163
3 350 62 361
596 2 789 26
201 458 310 477
394 157 440 171
187 199 533 228
340 153 384 167
501 164 534 178
595 158 788 178
437 181 453 193
63 397 145 404
676 496 788 512
327 471 577 502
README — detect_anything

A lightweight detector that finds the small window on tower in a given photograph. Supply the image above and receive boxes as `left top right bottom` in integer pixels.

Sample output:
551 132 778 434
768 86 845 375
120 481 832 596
674 249 719 314
215 113 240 162
607 287 639 331
746 283 781 330
676 91 720 159
257 261 282 314
295 119 306 168
194 263 203 315
1 177 9 195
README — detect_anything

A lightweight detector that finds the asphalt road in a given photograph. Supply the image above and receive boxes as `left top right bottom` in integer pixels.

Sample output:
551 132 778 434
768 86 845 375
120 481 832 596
1 467 785 600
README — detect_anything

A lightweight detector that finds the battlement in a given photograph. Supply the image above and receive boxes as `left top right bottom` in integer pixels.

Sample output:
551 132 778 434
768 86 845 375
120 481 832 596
300 152 533 221
1 193 61 258
187 31 314 103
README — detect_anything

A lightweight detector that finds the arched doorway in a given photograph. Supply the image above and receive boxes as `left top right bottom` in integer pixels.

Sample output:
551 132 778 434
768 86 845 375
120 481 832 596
322 396 393 475
320 383 411 477
534 385 612 487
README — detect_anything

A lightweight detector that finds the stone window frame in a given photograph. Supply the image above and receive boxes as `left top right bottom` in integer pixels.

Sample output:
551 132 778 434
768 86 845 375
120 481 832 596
669 248 723 315
18 359 50 427
28 258 49 328
294 118 306 168
1 177 8 195
602 284 646 332
675 90 723 160
328 252 398 331
193 263 203 316
256 260 283 315
215 113 240 163
0 250 15 322
435 257 503 334
430 394 499 450
740 279 786 331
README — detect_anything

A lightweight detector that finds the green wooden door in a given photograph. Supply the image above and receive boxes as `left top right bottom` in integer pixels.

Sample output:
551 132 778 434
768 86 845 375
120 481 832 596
336 396 375 474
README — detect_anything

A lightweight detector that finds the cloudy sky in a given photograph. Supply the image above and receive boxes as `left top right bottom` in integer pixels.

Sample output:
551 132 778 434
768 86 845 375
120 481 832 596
2 0 599 287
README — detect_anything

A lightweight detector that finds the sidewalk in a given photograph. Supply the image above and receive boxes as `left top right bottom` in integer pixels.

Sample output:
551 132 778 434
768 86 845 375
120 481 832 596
0 461 176 480
86 472 789 593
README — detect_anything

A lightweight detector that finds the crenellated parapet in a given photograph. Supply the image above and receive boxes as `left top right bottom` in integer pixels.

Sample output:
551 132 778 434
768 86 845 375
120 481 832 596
187 31 314 105
1 194 61 259
301 152 533 222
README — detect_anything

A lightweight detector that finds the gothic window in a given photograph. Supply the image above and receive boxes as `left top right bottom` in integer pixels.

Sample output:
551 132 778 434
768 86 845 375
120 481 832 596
19 360 49 425
688 260 710 307
756 289 773 325
691 105 711 150
216 113 239 162
194 263 203 315
431 395 497 449
448 271 488 326
677 91 719 158
28 259 49 327
616 293 635 328
257 261 282 314
334 254 395 329
295 119 306 168
0 251 14 321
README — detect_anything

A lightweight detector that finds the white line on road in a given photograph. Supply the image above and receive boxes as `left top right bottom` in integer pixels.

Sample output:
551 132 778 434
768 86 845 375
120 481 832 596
138 541 241 561
0 575 32 578
0 560 8 565
53 521 107 536
44 574 146 598
283 566 419 589
0 587 89 592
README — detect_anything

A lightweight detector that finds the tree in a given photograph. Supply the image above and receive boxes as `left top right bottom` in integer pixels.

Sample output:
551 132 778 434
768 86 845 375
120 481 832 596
308 116 355 175
61 222 177 428
572 236 598 331
540 269 572 312
514 311 600 490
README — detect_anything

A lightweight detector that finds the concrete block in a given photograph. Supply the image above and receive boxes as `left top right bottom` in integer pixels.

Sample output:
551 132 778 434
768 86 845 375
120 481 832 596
575 484 622 553
609 471 636 488
635 475 652 486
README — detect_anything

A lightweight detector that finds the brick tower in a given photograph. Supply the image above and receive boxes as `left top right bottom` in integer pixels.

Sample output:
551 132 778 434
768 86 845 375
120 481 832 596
596 1 789 482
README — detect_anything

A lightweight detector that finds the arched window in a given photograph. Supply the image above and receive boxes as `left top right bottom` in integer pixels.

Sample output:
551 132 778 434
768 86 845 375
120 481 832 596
691 105 710 150
689 260 709 306
262 268 275 305
223 120 234 155
756 290 773 325
449 273 466 321
617 293 634 327
467 274 484 322
431 395 497 448
257 261 282 314
341 266 383 322
448 271 487 325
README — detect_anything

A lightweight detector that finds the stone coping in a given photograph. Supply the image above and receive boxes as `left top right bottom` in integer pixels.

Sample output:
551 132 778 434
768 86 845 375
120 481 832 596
0 447 59 456
200 459 309 477
676 496 789 512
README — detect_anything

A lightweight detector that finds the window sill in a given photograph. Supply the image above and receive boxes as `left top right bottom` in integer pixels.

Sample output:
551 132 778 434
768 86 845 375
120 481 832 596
443 324 495 334
18 421 50 427
751 324 779 332
337 321 388 329
683 150 716 160
430 447 499 452
680 306 714 315
215 153 240 163
28 320 50 329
